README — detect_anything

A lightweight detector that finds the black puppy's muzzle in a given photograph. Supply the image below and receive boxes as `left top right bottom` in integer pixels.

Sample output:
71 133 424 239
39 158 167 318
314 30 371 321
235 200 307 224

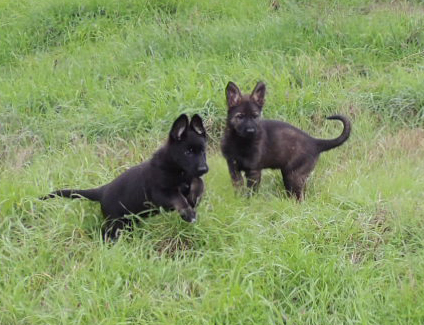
196 166 208 176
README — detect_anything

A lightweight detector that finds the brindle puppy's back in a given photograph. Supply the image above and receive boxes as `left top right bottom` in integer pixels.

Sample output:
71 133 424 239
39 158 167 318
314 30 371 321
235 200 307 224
221 81 351 200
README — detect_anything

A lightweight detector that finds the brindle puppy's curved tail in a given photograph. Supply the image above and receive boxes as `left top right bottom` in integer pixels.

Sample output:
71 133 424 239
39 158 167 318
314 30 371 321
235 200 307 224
315 115 351 152
40 187 103 202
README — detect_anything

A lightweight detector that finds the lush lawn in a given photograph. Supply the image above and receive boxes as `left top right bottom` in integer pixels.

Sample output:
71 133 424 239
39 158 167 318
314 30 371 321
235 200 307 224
1 0 424 323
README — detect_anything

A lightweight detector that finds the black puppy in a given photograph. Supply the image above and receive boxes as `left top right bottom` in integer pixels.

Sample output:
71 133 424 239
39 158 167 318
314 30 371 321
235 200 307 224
221 81 351 200
41 114 208 238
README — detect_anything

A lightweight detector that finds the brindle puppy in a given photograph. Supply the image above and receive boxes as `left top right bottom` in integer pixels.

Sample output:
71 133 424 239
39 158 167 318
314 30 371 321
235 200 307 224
221 81 351 200
41 114 208 238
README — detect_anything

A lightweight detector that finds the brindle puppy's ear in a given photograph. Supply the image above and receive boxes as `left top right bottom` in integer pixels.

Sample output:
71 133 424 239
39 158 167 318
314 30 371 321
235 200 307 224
226 82 242 108
190 114 206 137
170 114 189 141
251 81 266 108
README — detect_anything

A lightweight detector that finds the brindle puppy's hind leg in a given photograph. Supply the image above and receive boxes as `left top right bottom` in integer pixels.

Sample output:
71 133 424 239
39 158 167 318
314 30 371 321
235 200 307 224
281 159 317 201
282 171 305 201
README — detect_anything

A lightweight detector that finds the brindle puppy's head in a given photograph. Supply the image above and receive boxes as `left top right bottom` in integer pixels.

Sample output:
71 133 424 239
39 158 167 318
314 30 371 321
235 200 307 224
168 114 208 178
225 81 266 138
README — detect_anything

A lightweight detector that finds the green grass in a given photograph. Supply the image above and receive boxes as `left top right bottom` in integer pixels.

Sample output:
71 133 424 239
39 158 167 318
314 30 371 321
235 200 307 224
1 0 424 323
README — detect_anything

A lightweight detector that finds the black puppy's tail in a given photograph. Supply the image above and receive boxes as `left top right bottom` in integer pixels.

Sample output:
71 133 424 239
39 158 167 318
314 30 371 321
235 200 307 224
315 115 351 152
40 187 103 202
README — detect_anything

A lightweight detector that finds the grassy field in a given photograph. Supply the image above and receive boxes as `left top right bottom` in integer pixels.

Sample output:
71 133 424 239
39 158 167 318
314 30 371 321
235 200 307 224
1 0 424 323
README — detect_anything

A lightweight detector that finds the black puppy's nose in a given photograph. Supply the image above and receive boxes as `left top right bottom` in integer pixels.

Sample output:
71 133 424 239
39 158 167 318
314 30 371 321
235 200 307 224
197 166 208 174
246 128 256 134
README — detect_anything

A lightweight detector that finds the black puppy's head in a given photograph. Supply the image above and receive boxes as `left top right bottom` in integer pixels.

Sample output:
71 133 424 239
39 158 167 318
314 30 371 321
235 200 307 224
168 114 208 178
225 81 266 138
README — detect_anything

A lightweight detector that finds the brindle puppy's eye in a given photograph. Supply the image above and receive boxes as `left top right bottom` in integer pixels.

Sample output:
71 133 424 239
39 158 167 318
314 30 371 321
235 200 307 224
253 113 260 119
236 113 244 119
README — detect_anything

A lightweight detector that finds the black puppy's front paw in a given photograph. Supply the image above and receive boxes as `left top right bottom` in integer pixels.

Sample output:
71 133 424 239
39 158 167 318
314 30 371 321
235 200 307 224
180 182 191 197
180 208 197 223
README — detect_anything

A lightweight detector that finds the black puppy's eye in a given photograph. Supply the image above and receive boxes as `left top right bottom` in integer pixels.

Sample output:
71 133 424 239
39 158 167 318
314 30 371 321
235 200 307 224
236 114 244 119
185 148 194 156
253 113 260 119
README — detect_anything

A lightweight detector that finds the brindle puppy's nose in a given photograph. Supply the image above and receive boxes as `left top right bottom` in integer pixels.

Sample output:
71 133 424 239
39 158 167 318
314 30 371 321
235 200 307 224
246 128 256 134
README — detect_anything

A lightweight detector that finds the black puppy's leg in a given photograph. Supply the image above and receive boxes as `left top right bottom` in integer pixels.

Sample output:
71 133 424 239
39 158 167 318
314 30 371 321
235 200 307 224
185 177 204 208
102 217 132 241
179 182 191 197
226 159 244 188
153 191 197 223
245 169 262 193
171 194 197 223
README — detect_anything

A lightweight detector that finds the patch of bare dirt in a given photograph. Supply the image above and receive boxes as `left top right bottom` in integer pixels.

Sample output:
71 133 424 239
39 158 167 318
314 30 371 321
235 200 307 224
155 236 194 258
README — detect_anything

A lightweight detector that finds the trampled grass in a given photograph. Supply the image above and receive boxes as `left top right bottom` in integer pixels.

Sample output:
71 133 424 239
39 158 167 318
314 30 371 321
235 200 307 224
1 0 424 324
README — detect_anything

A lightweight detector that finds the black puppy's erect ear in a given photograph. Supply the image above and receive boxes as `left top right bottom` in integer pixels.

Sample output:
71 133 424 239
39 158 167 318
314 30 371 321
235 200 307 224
190 114 206 136
226 82 242 108
251 81 266 108
170 114 189 140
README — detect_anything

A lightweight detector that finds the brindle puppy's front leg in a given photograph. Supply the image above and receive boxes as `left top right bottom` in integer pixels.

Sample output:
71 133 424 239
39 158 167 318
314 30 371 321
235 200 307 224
226 159 244 188
153 189 197 223
245 169 262 193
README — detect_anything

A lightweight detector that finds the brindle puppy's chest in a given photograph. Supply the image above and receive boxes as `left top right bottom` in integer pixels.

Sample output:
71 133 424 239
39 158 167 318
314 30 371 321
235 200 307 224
230 141 262 171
